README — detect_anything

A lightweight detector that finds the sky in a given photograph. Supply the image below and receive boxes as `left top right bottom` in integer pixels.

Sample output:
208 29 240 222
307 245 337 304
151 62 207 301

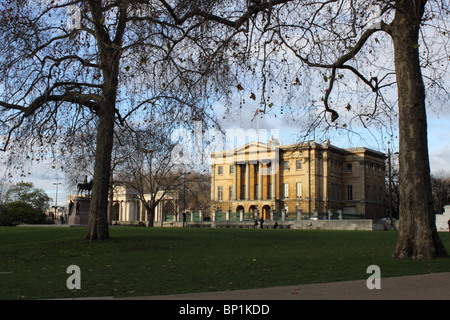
2 103 449 210
1 1 448 209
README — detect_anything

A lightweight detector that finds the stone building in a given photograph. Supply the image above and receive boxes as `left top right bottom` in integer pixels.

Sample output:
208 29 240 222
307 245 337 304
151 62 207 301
436 205 450 232
67 186 179 226
211 138 387 220
109 185 179 225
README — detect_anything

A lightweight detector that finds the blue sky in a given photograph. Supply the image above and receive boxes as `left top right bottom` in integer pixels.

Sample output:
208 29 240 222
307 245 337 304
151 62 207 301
2 106 449 209
1 1 448 210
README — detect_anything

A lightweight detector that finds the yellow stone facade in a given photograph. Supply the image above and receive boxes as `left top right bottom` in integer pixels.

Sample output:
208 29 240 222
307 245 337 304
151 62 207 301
211 140 387 220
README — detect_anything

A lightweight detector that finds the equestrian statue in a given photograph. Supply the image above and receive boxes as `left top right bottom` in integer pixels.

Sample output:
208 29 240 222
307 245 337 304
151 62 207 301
77 176 93 196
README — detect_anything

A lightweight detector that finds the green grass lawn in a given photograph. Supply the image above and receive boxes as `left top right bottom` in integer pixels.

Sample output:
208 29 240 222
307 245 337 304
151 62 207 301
0 226 449 299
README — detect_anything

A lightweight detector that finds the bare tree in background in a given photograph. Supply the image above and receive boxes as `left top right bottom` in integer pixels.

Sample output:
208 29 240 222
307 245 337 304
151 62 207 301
431 170 450 215
0 0 231 240
119 114 186 227
2 0 449 257
184 171 211 216
172 0 449 259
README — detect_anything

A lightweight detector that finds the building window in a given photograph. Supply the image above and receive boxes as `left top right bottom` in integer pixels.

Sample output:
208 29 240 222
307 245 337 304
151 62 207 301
296 182 302 198
255 184 259 199
283 161 290 171
230 165 234 174
283 183 289 198
218 166 223 175
330 183 335 200
229 186 234 200
268 183 272 199
347 185 353 201
346 163 353 173
218 186 223 201
296 160 302 170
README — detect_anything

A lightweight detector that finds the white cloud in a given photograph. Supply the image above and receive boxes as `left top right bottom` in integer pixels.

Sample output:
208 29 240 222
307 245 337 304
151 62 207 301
430 145 450 173
0 155 68 208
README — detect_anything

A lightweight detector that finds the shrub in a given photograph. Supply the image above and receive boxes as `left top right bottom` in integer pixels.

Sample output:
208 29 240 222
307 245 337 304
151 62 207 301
0 201 47 226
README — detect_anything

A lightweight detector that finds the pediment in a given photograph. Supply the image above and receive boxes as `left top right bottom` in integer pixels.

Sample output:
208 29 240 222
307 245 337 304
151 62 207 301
212 141 279 164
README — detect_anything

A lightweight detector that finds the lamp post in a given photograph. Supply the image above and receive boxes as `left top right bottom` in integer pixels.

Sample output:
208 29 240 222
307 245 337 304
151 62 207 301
183 171 191 225
388 147 392 225
53 181 62 220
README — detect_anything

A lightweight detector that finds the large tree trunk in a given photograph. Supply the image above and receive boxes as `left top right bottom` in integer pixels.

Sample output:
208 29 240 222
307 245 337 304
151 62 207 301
84 0 122 240
391 0 448 259
84 102 115 240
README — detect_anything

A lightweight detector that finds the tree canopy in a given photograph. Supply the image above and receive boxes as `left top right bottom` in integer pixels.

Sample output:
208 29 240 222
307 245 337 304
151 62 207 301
0 0 449 259
3 182 51 213
0 0 231 239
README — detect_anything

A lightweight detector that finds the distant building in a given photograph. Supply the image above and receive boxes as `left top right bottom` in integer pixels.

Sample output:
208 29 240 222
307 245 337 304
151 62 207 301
109 185 179 224
436 205 450 232
211 138 387 220
66 186 179 225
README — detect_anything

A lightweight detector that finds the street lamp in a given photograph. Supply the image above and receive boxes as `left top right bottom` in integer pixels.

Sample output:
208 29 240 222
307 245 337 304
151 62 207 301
183 171 191 215
53 180 62 220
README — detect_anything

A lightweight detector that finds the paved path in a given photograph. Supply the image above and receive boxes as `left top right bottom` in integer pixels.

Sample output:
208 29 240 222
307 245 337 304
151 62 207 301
116 272 450 300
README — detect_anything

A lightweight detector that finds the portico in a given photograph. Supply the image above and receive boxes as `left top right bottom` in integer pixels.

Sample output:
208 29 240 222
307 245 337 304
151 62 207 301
211 139 281 219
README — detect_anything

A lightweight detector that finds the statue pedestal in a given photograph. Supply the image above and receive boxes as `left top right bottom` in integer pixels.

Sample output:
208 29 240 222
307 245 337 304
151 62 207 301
68 197 91 226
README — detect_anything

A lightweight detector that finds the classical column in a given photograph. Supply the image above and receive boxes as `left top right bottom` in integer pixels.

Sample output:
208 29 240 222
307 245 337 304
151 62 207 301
249 163 254 200
245 162 250 200
124 201 128 221
263 163 268 199
233 162 237 200
211 164 216 201
271 168 276 200
237 164 242 200
258 161 263 200
158 201 163 222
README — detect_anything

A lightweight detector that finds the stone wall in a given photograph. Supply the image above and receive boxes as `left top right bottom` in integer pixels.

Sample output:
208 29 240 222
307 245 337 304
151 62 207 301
140 219 398 231
292 219 395 231
436 205 450 232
